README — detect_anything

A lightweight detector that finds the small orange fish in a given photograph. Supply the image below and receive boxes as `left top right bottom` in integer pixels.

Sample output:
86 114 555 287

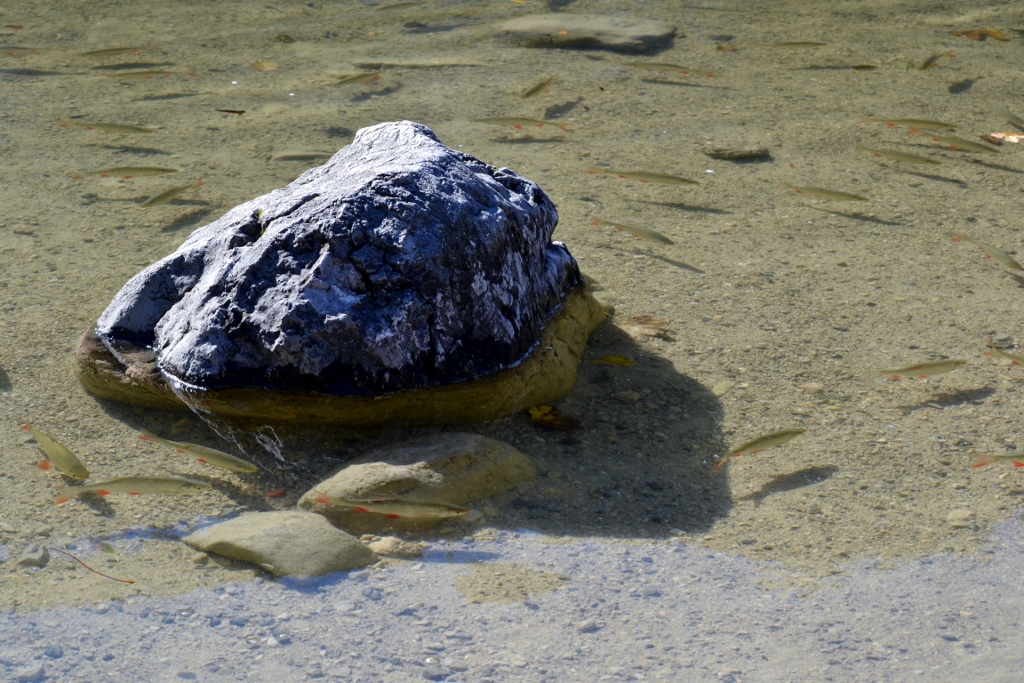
985 343 1024 365
265 489 287 498
971 454 1024 468
953 29 1010 41
312 492 470 519
588 355 635 366
528 405 582 432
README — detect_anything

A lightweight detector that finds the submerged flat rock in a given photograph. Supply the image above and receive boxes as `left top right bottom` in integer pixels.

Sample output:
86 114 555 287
183 511 377 577
496 14 677 54
298 432 536 533
76 121 604 425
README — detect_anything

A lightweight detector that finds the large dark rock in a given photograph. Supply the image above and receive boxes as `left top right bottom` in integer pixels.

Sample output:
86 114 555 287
96 121 580 396
78 121 605 426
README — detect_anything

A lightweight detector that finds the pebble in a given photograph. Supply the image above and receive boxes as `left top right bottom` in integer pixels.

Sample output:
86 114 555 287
16 544 49 568
422 664 447 680
711 381 734 398
576 619 600 633
361 587 384 601
615 390 642 403
42 644 62 658
946 509 974 529
797 382 826 394
190 552 209 566
14 664 44 682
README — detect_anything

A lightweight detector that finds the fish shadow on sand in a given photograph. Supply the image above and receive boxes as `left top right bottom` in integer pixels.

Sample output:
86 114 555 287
596 244 705 274
491 136 569 145
0 365 10 391
641 200 731 215
965 158 1024 175
160 207 218 233
893 168 968 187
58 491 117 517
894 386 996 415
799 204 902 226
348 85 402 103
639 78 729 90
734 465 839 507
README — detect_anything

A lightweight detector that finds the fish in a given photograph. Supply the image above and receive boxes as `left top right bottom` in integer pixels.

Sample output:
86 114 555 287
623 62 714 78
953 29 1010 41
139 181 203 208
271 151 335 161
138 429 258 472
714 428 805 471
374 1 424 9
520 75 553 98
473 117 570 132
856 145 941 165
862 359 967 381
59 121 158 134
21 424 89 480
988 105 1024 128
588 355 635 366
215 109 246 115
985 343 1024 365
781 183 868 201
949 231 1022 270
924 133 1000 154
0 46 41 57
859 117 957 130
77 166 179 178
916 51 954 70
312 492 470 519
54 476 211 505
251 60 279 72
528 405 582 432
586 167 699 185
333 71 381 85
971 454 1024 468
79 47 144 57
590 218 674 245
106 70 190 79
769 41 828 47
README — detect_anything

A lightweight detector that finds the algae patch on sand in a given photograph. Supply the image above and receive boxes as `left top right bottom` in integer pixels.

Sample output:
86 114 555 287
454 562 569 603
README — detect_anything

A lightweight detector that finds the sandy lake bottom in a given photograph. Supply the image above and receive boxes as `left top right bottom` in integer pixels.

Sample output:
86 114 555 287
3 0 1024 679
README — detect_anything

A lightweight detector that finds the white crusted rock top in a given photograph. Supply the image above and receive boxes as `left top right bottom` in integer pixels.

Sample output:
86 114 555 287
95 121 581 396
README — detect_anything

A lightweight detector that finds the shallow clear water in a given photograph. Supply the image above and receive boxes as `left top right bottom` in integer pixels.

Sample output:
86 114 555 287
4 0 1024 680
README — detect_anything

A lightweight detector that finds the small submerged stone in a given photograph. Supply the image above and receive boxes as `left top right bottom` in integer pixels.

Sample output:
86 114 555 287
496 14 677 54
298 432 535 533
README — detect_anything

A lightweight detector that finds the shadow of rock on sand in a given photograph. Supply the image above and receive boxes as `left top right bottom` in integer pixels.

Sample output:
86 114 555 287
471 320 730 540
89 317 729 545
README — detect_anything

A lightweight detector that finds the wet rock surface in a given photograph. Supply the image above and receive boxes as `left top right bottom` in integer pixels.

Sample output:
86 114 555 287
77 120 604 425
298 431 536 533
182 511 377 577
93 120 581 396
496 14 677 54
